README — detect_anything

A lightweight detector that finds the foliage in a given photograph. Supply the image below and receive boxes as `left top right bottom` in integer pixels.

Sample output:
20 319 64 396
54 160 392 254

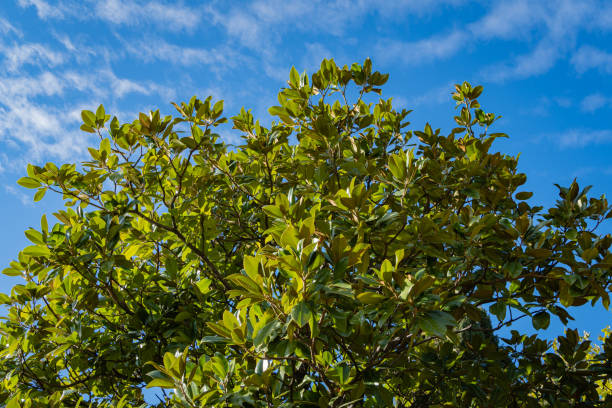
583 327 612 399
1 58 611 407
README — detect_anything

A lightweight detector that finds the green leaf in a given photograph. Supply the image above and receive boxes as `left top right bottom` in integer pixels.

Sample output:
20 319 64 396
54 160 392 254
146 370 175 389
165 257 178 278
581 247 598 262
2 268 21 277
504 261 522 278
268 106 294 124
526 248 553 259
408 275 435 299
416 311 456 337
211 353 229 379
222 310 240 329
262 205 284 219
40 214 48 233
333 364 351 385
22 245 50 257
227 273 261 294
201 336 230 344
163 352 176 372
81 110 96 127
207 322 232 339
253 320 281 347
291 301 312 328
532 311 550 330
289 66 300 87
356 292 386 304
146 377 175 388
24 229 44 245
80 124 96 133
33 187 47 202
17 177 41 189
515 191 533 200
378 259 393 284
100 138 111 155
559 285 573 307
489 302 507 321
195 278 211 294
96 104 106 122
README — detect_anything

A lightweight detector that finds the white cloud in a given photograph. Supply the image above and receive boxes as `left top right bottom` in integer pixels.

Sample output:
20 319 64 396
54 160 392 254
523 96 573 117
122 38 244 71
0 72 65 98
378 30 467 65
554 97 572 108
479 0 596 82
483 41 560 82
377 0 598 77
94 0 201 31
208 0 370 47
470 0 542 40
376 0 469 16
4 185 33 206
19 0 201 31
54 34 77 52
571 45 612 73
0 42 65 72
519 96 573 116
557 129 612 148
0 99 85 165
17 0 65 19
595 5 612 30
0 17 22 37
0 71 88 165
0 63 175 169
580 94 612 113
406 81 456 107
301 43 333 70
209 0 471 52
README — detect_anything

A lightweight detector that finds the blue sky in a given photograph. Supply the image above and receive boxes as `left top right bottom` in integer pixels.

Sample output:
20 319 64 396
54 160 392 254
1 0 611 341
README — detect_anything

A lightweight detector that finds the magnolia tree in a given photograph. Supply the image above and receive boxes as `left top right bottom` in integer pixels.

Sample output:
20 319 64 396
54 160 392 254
0 59 611 407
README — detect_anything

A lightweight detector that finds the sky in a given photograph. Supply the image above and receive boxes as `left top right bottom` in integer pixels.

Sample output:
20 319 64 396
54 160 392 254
0 0 611 346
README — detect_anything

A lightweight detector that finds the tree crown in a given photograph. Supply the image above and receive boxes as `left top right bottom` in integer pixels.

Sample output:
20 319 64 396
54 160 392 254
1 58 611 407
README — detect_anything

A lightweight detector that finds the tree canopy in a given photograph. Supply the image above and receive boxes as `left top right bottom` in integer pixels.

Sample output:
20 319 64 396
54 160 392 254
1 58 611 407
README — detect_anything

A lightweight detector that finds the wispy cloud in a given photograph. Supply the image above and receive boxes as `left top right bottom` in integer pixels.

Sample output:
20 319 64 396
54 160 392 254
0 42 65 72
483 41 560 82
122 38 244 71
301 43 334 71
377 30 467 65
17 0 65 19
0 17 22 36
478 0 595 82
207 0 368 48
557 129 612 148
376 0 583 78
469 0 542 40
370 0 611 82
4 185 33 206
18 0 202 31
523 96 573 117
580 93 612 112
571 45 612 73
94 0 202 31
0 62 174 168
406 81 456 107
209 0 470 53
376 0 469 17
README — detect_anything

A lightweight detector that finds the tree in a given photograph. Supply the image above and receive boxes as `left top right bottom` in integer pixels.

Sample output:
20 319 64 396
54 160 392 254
0 58 611 407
